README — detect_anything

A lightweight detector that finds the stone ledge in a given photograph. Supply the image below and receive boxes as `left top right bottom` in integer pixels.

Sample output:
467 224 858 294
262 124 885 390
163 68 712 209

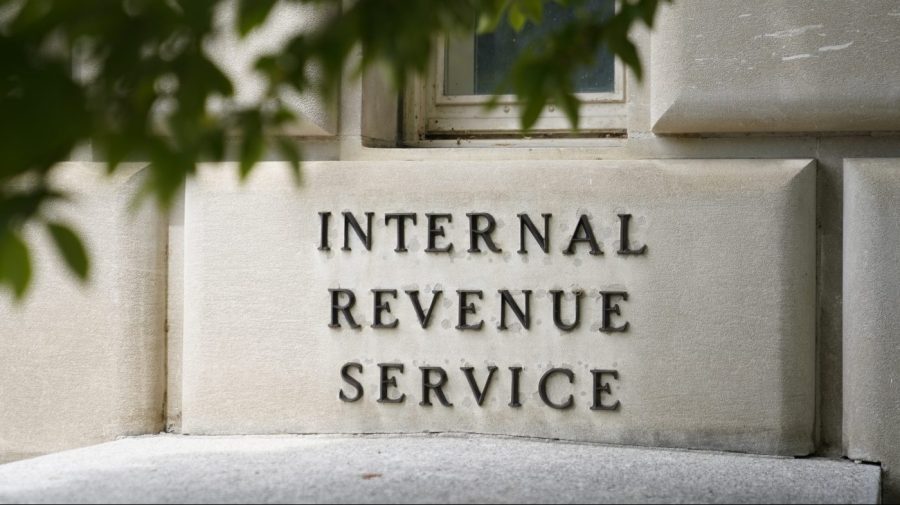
0 434 881 504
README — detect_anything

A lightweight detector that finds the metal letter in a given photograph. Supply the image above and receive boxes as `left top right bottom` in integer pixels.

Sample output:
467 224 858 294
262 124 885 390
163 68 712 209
518 213 551 254
590 369 621 411
339 362 364 402
372 289 399 329
467 213 502 253
456 290 484 330
550 289 582 331
342 211 375 251
406 290 442 329
377 363 406 404
599 291 629 333
419 367 453 407
318 212 331 251
329 289 361 329
509 367 523 408
563 214 603 256
425 213 454 253
498 289 532 330
385 213 418 253
461 366 498 407
539 368 575 410
617 214 647 256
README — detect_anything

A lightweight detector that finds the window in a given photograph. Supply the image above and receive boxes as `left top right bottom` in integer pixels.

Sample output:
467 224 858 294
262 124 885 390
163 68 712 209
403 0 626 145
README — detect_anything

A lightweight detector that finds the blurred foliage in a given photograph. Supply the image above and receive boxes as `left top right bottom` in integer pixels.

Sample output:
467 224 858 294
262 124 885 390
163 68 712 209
0 0 669 299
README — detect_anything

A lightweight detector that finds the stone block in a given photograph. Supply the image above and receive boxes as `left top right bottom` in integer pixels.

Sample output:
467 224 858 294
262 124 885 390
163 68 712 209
651 1 900 134
844 158 900 503
181 159 816 456
0 163 167 463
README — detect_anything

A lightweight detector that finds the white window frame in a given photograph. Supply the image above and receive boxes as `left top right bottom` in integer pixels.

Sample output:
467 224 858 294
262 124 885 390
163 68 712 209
402 9 628 146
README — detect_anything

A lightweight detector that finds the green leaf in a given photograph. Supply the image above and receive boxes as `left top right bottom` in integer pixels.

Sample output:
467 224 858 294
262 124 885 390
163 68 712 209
238 115 265 180
477 1 509 34
237 0 279 36
240 136 264 180
519 0 544 23
477 10 505 34
0 232 31 299
558 91 580 130
47 222 89 281
508 4 527 32
520 91 547 130
638 0 661 25
275 137 303 185
205 128 227 162
608 36 643 80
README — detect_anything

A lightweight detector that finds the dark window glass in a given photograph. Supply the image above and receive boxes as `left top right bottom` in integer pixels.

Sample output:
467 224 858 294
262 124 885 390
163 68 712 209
445 0 615 96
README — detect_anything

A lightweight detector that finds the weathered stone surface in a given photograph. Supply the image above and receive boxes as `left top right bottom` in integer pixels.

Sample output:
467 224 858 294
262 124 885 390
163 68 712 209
338 134 900 460
843 158 900 503
180 160 816 456
651 1 900 133
0 435 881 504
0 163 167 463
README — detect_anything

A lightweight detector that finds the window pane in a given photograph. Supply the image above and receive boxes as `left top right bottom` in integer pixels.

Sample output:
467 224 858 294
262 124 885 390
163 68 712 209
445 0 615 96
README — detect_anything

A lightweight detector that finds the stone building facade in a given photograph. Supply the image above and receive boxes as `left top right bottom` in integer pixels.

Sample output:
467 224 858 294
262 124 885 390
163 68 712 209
1 0 899 501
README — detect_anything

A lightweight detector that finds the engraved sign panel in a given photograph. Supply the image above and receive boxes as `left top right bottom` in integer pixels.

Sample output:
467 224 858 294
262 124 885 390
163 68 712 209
182 160 815 455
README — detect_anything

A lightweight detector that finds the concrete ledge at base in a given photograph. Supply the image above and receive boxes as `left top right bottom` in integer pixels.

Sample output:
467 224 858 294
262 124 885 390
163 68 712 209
0 435 881 504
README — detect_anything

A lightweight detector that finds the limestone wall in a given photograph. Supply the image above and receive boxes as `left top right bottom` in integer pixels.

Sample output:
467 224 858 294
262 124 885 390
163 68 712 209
2 1 899 501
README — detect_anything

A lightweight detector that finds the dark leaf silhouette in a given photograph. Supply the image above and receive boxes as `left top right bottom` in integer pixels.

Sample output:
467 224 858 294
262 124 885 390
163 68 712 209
0 0 669 298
